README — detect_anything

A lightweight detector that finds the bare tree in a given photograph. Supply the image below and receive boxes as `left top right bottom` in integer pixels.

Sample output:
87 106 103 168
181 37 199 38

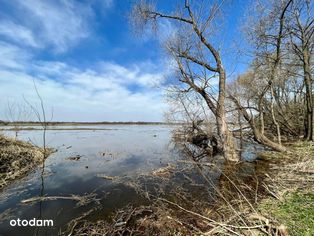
288 0 314 140
131 0 239 161
24 81 53 159
227 0 297 152
23 81 53 232
5 100 32 139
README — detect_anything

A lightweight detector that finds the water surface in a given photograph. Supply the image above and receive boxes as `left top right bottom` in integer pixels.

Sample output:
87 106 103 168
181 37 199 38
0 125 177 236
0 124 263 236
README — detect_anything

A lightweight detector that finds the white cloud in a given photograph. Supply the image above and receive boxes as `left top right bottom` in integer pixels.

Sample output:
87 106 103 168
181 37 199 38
0 41 31 69
0 1 170 121
17 0 92 53
97 62 166 88
158 19 178 43
0 20 40 48
0 0 103 53
0 42 168 122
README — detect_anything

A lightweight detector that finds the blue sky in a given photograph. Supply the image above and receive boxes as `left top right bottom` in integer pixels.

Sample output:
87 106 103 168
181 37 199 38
0 0 249 122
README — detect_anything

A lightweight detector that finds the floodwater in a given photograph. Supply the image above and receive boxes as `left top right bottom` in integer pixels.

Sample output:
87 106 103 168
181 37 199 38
0 125 262 236
0 125 181 236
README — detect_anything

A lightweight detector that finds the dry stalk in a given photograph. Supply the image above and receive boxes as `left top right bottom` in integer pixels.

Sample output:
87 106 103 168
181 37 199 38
21 193 98 206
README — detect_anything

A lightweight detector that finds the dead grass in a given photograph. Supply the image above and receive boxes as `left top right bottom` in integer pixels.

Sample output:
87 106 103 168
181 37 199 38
66 205 203 236
152 164 176 178
21 193 99 206
0 134 54 190
257 142 314 235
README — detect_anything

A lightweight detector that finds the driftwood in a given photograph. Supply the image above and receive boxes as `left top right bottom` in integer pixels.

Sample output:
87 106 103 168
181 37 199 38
66 155 81 161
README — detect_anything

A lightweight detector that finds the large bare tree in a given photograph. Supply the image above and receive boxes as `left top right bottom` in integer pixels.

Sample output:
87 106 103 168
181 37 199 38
131 0 239 161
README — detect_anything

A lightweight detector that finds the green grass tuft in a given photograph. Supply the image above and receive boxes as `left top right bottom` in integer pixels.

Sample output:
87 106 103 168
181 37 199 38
260 192 314 236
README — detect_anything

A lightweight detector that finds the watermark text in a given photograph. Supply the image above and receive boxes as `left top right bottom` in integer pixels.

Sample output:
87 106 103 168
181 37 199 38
10 218 53 227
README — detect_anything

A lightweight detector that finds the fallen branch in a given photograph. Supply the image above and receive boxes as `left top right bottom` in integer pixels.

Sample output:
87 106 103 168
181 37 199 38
21 193 98 206
96 174 116 180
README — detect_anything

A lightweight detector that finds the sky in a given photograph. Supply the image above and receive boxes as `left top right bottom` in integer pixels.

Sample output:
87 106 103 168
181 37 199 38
0 0 249 122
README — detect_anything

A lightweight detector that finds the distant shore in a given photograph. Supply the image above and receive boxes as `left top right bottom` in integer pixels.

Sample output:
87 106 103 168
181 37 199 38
0 121 183 126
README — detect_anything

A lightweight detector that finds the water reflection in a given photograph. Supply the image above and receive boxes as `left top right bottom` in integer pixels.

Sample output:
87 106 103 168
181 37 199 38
0 125 263 236
0 125 175 236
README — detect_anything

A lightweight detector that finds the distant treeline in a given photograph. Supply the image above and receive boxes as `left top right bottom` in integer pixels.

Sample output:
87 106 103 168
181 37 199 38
0 121 183 126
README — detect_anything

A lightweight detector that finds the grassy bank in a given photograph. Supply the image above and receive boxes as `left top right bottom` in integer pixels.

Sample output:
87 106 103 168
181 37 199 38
259 192 314 236
0 135 53 190
257 142 314 235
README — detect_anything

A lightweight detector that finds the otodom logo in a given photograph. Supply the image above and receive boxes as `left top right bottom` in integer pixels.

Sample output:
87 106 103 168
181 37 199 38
10 218 53 227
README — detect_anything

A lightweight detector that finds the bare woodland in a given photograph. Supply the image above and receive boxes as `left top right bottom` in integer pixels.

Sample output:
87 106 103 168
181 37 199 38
131 0 313 162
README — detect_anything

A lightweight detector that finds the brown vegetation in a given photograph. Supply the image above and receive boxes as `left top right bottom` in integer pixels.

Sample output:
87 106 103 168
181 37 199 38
0 135 53 190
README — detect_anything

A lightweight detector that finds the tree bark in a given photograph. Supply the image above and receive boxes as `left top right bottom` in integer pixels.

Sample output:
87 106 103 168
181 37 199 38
216 68 238 161
303 45 313 141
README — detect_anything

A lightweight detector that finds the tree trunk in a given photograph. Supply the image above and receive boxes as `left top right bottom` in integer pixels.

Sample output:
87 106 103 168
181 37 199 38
252 125 286 152
216 112 238 161
270 85 282 144
303 45 313 141
216 69 238 161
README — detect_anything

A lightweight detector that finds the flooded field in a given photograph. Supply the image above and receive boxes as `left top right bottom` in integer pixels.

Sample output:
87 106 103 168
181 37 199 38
0 125 264 236
0 125 182 235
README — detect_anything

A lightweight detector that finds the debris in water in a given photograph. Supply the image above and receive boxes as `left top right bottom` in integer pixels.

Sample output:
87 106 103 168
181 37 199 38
97 174 116 180
152 164 175 178
21 193 98 206
67 155 81 161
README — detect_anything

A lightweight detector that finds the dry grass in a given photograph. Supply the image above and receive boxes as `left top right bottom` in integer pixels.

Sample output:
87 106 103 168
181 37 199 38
21 193 99 206
257 142 314 235
0 134 54 190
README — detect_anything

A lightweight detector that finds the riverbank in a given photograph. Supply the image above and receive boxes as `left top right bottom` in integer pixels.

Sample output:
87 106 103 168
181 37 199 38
257 142 314 235
0 135 53 190
66 142 314 236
